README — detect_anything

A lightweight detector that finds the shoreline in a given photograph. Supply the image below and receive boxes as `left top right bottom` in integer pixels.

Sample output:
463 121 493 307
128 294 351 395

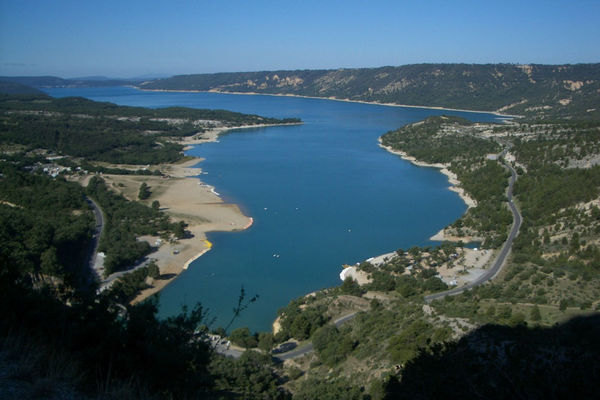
123 121 297 303
135 86 519 118
377 138 477 210
125 88 485 324
126 157 254 304
377 138 478 243
178 122 303 150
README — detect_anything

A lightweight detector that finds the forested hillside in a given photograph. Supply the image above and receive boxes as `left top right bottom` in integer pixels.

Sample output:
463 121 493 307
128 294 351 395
0 94 299 164
139 63 600 119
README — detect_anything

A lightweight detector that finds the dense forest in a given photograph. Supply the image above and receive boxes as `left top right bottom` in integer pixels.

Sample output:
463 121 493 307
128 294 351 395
0 94 300 165
138 63 600 120
0 160 93 290
381 116 512 248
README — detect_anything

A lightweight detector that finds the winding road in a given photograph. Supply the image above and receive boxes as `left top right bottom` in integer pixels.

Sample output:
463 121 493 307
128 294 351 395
216 312 359 361
424 155 522 302
216 152 523 360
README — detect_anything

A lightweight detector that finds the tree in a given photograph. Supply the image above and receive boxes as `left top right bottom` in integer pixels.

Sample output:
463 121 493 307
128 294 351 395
530 305 542 322
174 221 187 239
138 182 151 200
229 327 257 349
147 261 160 279
152 200 160 211
258 332 274 352
341 276 363 296
40 246 61 277
559 299 569 311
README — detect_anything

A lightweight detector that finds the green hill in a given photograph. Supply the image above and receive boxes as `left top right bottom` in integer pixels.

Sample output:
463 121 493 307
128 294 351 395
0 75 136 88
139 63 600 119
0 80 47 95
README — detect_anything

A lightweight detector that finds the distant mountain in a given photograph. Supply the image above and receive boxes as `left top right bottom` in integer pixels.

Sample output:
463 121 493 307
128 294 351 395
0 80 47 96
69 75 113 81
0 76 71 87
130 73 173 80
0 75 137 88
139 63 600 119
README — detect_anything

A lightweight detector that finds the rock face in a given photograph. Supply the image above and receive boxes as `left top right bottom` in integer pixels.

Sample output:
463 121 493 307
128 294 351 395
140 63 600 119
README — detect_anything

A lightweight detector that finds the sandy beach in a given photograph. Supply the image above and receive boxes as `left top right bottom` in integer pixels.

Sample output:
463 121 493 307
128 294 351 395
77 113 271 302
82 120 303 302
95 156 253 303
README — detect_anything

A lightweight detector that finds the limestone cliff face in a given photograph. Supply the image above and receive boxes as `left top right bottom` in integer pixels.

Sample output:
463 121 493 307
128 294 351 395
140 64 600 119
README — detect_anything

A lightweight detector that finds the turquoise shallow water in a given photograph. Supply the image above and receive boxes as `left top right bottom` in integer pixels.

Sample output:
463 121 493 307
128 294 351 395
46 87 501 332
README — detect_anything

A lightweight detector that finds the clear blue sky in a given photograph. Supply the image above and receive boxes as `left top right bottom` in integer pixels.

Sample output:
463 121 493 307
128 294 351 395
1 0 598 78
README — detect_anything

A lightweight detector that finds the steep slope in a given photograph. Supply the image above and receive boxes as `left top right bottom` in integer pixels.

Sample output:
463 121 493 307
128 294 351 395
140 63 600 119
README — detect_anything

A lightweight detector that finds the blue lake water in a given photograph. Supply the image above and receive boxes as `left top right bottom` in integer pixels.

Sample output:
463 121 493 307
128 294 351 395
46 87 502 332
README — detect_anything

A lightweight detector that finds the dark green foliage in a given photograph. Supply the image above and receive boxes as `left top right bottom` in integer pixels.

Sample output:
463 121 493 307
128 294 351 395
0 102 185 165
58 157 162 176
138 182 151 200
0 278 213 398
0 94 300 165
388 319 435 364
173 220 187 239
340 276 364 296
381 116 497 164
229 327 258 349
86 176 178 275
294 376 368 400
276 299 329 341
257 332 274 352
0 80 46 95
312 325 356 366
421 276 448 292
0 164 92 286
147 261 159 278
108 265 156 303
140 64 600 120
384 316 600 399
516 166 600 225
210 351 290 399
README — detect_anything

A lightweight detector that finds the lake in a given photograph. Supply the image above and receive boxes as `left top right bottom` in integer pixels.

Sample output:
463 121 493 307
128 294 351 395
46 87 502 332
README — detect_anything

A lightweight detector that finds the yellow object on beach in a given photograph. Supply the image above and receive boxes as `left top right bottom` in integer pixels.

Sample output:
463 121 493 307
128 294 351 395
203 239 213 248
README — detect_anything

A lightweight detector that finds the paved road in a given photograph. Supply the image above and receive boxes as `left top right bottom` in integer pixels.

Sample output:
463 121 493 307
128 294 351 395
84 196 153 291
85 195 105 281
424 157 522 302
216 312 359 360
272 312 358 361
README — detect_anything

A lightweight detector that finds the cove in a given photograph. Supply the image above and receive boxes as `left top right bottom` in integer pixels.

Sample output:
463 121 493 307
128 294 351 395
46 87 503 332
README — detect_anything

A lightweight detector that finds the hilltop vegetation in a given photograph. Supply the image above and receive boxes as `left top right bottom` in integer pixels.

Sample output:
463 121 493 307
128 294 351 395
0 80 46 95
140 63 600 119
0 75 137 88
0 94 299 165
